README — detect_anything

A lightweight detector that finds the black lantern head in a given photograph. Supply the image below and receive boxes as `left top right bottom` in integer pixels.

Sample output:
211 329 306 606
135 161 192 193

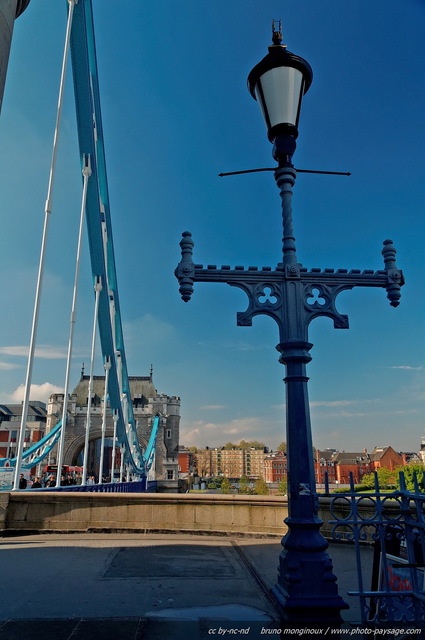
248 21 312 164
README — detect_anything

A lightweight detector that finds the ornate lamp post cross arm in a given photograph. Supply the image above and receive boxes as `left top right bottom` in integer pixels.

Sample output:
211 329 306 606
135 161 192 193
175 227 404 346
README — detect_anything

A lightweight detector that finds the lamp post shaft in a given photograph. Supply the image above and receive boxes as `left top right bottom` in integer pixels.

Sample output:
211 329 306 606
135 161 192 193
278 341 315 515
277 167 298 267
274 339 345 622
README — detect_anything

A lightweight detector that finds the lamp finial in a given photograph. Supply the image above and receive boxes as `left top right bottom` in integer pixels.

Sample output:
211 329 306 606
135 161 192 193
271 20 284 47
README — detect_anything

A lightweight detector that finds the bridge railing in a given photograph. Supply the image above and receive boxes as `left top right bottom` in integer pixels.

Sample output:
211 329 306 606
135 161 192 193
31 480 148 493
324 470 425 625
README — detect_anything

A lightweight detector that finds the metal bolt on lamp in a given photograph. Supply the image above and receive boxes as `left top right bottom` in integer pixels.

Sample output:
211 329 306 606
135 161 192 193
175 21 404 624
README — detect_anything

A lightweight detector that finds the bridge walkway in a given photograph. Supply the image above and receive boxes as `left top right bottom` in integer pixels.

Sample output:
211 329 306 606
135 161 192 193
0 533 369 639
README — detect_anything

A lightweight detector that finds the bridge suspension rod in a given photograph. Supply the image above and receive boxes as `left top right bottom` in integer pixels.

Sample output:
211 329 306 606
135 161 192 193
56 154 92 487
81 276 102 485
98 356 111 484
12 0 78 490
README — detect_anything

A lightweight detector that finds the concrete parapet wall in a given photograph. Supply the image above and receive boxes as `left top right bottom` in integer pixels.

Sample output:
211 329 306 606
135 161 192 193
0 492 10 530
1 492 289 537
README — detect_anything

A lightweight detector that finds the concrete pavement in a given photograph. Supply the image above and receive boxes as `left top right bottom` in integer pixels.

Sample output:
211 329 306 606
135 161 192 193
0 533 372 639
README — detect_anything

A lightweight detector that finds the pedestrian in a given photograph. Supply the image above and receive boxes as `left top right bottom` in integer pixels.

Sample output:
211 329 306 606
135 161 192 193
32 477 42 488
18 474 27 489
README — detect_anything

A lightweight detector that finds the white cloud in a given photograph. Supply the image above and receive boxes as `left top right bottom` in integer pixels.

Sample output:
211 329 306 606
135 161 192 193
180 416 279 448
316 407 418 420
310 400 355 407
390 366 423 371
274 399 377 411
0 362 20 370
393 409 418 415
335 411 368 418
200 404 226 410
0 345 67 359
10 382 64 404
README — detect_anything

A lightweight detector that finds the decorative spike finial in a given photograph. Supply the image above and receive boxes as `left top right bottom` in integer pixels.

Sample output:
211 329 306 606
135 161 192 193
382 239 404 307
271 19 283 46
175 231 195 302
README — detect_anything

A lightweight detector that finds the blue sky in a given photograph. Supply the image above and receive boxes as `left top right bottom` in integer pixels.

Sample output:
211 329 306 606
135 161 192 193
0 0 424 454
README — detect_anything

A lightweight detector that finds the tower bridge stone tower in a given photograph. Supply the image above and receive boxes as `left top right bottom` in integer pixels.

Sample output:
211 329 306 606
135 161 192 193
46 371 180 492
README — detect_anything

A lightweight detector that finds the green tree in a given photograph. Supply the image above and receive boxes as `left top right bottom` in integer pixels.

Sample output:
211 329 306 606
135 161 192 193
360 472 375 489
188 446 198 453
395 464 425 492
361 468 396 490
278 477 288 495
238 475 251 494
236 440 265 450
220 477 231 494
277 442 287 452
254 476 269 495
218 440 267 450
377 467 395 488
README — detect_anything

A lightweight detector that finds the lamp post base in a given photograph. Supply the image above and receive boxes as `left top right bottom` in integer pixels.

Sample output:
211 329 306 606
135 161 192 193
273 516 348 626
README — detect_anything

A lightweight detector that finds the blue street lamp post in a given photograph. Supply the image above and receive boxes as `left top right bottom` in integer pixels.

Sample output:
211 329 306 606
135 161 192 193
175 24 404 625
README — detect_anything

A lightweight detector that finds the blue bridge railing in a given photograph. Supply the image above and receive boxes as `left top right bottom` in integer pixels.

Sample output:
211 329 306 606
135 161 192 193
325 470 425 625
31 480 147 493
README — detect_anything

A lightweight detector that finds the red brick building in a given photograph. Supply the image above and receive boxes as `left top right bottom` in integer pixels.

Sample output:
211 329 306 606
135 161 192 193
332 451 371 484
315 445 410 486
178 448 195 479
263 450 287 483
314 449 337 484
369 446 403 472
0 402 47 459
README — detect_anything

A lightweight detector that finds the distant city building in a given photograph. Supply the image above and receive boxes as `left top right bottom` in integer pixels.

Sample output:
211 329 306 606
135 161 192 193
369 446 403 472
263 450 287 484
178 448 196 481
0 402 47 459
193 446 268 479
213 448 244 478
418 436 425 465
401 451 421 466
46 370 180 492
195 447 214 478
330 451 371 485
193 440 423 486
314 449 337 485
315 445 411 486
